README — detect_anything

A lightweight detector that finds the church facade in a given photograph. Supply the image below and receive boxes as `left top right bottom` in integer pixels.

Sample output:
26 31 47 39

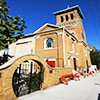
6 5 91 72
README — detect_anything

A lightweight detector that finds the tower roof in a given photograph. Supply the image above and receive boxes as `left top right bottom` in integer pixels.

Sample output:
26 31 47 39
53 5 84 19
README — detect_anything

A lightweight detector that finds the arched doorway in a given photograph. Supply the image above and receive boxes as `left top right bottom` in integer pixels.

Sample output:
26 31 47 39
12 60 43 97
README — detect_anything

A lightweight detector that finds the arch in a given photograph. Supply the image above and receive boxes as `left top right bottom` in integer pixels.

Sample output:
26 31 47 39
0 54 50 100
0 54 72 100
70 13 74 20
65 15 69 21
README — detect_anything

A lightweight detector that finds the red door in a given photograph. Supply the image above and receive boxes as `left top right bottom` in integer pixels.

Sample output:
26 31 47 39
47 61 55 68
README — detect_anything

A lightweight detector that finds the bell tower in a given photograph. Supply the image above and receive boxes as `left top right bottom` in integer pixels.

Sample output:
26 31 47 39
53 5 87 43
53 5 84 27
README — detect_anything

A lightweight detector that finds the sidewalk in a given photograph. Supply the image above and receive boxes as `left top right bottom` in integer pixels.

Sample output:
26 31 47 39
19 72 100 100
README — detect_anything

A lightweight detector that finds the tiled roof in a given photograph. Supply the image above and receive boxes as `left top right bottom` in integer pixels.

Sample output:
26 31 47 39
53 5 84 19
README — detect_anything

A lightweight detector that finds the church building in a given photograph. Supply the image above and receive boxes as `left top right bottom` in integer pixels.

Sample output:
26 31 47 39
7 5 91 72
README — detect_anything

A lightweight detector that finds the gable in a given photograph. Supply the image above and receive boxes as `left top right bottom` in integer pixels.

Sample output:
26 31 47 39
34 23 60 33
39 26 57 33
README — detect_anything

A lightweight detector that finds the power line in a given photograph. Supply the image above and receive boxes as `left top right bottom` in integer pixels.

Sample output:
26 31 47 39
87 0 100 45
95 0 100 29
95 0 100 20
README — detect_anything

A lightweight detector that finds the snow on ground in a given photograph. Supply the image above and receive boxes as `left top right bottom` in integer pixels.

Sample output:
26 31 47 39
19 72 100 100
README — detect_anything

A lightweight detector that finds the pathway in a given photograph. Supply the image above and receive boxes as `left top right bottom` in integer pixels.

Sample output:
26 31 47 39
19 72 100 100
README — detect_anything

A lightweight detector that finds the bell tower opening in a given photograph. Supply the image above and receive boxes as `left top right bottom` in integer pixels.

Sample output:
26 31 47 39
53 5 84 27
65 15 69 21
70 13 74 20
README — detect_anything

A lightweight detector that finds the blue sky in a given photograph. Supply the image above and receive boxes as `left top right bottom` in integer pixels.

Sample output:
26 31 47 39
5 0 100 50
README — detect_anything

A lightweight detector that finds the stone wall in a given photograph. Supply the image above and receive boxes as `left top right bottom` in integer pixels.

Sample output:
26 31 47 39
42 67 72 89
0 55 72 100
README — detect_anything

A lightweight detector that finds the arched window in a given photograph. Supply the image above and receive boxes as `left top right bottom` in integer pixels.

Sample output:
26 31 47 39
46 38 53 48
70 13 74 20
61 16 64 22
66 15 69 21
44 38 53 49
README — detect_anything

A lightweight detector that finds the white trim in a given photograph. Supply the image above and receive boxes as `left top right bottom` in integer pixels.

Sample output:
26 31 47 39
56 32 62 35
39 48 57 51
53 67 72 69
66 25 77 29
34 23 60 33
34 35 40 39
62 27 66 67
44 39 47 49
68 59 70 66
44 47 53 49
44 58 56 61
77 42 83 45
